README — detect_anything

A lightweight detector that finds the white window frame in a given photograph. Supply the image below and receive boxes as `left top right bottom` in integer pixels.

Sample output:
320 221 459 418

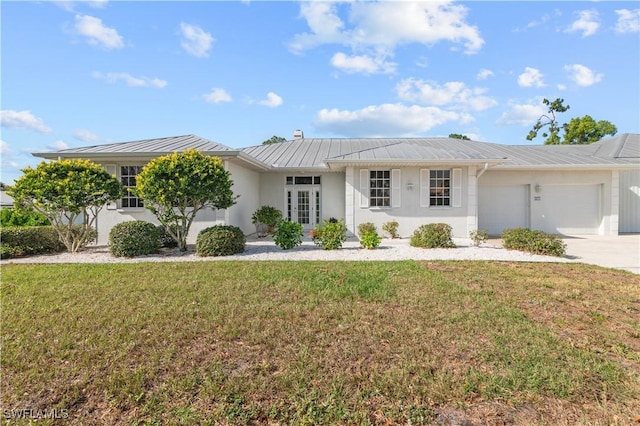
360 168 401 208
420 168 462 208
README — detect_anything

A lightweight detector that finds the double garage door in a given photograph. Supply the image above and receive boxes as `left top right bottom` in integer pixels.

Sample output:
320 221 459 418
479 184 602 236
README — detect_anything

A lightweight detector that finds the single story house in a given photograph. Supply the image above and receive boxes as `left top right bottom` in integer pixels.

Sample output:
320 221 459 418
34 132 640 245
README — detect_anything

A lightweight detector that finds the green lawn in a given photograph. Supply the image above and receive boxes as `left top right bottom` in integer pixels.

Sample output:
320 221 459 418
2 261 639 425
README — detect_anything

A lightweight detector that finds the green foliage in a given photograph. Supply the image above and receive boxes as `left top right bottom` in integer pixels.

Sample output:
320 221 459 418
410 223 456 248
273 219 304 250
312 219 347 250
157 225 178 248
251 205 283 227
0 208 50 227
8 159 123 252
262 135 287 145
469 229 489 247
382 220 399 239
527 98 570 145
356 222 376 239
0 226 66 259
196 225 245 257
449 133 471 140
109 221 160 257
360 230 382 249
134 149 236 251
502 227 566 257
562 115 617 145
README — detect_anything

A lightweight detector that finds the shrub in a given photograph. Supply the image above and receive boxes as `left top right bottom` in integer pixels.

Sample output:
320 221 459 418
273 220 304 250
0 226 66 259
312 219 347 250
410 223 456 249
0 208 50 227
502 227 566 257
196 225 245 257
157 224 178 248
251 206 283 228
469 229 489 247
382 220 399 239
357 222 377 239
109 221 160 257
360 230 382 249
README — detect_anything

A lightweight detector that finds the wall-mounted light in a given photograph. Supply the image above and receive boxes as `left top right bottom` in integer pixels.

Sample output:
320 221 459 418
535 184 542 193
407 182 414 191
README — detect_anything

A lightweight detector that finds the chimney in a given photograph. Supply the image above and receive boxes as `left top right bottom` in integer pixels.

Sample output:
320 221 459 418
293 129 304 140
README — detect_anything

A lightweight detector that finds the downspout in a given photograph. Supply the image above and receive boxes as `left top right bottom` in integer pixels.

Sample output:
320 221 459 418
476 162 489 179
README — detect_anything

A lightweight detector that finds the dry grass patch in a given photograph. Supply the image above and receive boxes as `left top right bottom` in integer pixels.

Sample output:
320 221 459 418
2 261 638 425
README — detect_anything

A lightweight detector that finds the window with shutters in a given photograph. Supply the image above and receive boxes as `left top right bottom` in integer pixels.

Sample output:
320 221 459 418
370 170 390 207
120 166 144 208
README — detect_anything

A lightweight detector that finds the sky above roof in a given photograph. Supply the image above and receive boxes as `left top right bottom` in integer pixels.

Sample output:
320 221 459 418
1 0 639 184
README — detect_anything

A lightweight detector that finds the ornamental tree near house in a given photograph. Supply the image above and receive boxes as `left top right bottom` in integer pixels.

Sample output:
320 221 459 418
8 159 124 252
134 149 236 251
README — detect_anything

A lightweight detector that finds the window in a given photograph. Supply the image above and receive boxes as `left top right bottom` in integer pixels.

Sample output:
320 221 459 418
286 176 321 185
120 166 144 208
370 170 390 207
429 169 450 206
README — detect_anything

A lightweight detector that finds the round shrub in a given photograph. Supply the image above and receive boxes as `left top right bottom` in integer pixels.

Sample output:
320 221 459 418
502 227 566 257
382 220 399 239
196 225 245 257
360 230 382 249
357 222 377 239
273 219 304 250
410 223 456 248
312 219 347 250
109 221 160 257
0 226 65 259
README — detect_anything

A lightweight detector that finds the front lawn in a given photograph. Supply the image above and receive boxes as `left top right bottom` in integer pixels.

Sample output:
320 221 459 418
2 261 639 425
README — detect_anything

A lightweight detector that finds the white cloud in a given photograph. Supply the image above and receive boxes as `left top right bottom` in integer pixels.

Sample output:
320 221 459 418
0 140 19 171
564 64 602 87
566 9 599 37
74 14 123 49
396 78 497 111
0 110 52 134
615 9 640 34
73 129 101 142
314 103 462 137
496 100 546 126
517 67 545 88
203 88 232 103
290 1 483 55
92 71 167 88
48 140 69 150
180 23 214 58
477 69 494 80
330 52 396 74
258 92 283 108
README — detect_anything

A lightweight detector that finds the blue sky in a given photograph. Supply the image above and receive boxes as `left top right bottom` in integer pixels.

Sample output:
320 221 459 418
1 0 639 184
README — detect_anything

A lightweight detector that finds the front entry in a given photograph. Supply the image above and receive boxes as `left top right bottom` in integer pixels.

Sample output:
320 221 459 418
286 185 320 230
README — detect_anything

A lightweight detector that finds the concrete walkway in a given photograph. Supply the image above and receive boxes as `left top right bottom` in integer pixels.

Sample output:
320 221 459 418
562 234 640 274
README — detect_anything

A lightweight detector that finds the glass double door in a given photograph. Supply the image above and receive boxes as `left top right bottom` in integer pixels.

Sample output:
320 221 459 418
287 186 320 229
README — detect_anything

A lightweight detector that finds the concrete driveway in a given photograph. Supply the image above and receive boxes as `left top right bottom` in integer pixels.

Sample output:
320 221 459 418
562 234 640 274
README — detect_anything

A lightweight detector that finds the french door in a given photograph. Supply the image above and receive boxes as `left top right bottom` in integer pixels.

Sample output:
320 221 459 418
286 186 320 229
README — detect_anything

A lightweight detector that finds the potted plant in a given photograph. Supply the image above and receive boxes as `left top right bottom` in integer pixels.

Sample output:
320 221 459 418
251 205 283 237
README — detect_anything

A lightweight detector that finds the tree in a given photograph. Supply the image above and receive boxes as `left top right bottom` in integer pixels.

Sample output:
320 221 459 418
262 135 287 145
562 115 617 145
449 133 470 140
134 149 236 251
527 98 570 145
8 159 123 252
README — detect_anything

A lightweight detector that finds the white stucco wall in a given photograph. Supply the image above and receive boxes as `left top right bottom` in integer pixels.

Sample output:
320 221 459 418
225 161 260 235
619 169 640 233
349 166 471 238
479 169 616 235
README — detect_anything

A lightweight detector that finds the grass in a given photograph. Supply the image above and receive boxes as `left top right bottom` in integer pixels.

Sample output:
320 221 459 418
1 261 639 425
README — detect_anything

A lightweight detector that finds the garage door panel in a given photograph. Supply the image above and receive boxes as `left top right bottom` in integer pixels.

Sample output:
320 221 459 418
534 185 600 235
479 186 528 236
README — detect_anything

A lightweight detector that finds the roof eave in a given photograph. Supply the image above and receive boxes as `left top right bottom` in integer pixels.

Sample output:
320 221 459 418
493 163 640 170
33 150 238 160
324 158 507 170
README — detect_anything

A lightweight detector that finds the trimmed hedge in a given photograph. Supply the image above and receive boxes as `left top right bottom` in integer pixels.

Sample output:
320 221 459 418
0 226 65 259
196 225 245 257
410 223 456 249
502 227 566 257
109 221 160 257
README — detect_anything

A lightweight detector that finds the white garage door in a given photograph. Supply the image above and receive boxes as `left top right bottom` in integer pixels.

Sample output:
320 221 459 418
533 185 601 235
479 185 529 236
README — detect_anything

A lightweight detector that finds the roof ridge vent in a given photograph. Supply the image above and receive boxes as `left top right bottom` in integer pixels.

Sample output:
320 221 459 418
293 129 304 140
